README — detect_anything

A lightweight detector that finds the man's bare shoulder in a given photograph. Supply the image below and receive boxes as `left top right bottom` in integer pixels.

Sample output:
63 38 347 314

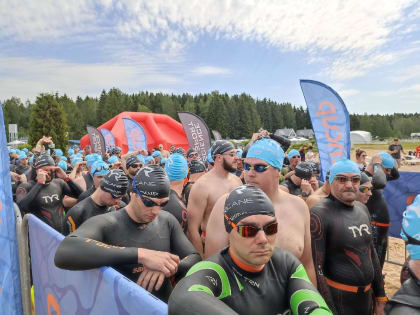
228 173 242 186
277 189 309 215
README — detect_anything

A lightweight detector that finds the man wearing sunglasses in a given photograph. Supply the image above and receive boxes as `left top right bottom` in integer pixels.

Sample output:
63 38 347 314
62 169 128 235
186 148 199 164
281 149 302 181
55 165 200 302
204 138 317 286
364 152 400 269
182 160 207 206
356 173 373 205
187 140 242 256
122 154 143 202
280 161 316 199
169 185 332 315
386 194 420 314
311 159 387 315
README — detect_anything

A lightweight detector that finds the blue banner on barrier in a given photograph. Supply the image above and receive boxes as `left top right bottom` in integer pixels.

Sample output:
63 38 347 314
123 118 148 152
300 80 351 181
100 128 115 150
0 105 23 314
384 171 420 238
28 215 168 314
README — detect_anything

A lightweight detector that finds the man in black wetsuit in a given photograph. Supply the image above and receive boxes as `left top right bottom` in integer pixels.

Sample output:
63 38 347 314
163 153 188 231
364 152 400 268
310 159 387 315
386 194 420 314
123 154 142 199
181 159 206 206
16 154 83 233
280 161 315 200
54 165 201 302
356 172 373 205
63 169 128 235
77 160 110 202
169 185 332 315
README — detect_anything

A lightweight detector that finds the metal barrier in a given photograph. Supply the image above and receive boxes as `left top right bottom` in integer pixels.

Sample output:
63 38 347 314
14 204 32 315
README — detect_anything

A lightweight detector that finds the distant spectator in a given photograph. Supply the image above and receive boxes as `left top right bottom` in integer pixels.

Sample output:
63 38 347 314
306 146 316 162
416 144 420 158
355 148 368 171
299 144 307 161
388 138 406 168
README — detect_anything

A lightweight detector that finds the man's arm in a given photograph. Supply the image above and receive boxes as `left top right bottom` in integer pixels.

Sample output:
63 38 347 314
16 182 40 214
204 195 229 259
187 181 209 256
310 207 337 313
168 262 238 315
370 242 387 313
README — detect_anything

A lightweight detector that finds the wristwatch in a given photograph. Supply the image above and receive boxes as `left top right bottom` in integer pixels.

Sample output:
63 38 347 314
301 191 311 198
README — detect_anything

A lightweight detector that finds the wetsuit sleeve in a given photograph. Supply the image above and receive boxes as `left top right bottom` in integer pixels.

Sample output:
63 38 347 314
60 178 83 198
54 215 138 270
370 242 386 298
370 166 387 189
62 204 83 236
310 207 337 313
284 259 332 314
16 182 41 214
168 261 238 315
168 214 202 280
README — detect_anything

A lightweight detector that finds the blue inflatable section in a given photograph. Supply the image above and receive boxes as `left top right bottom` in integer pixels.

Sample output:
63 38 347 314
384 171 420 238
28 215 168 314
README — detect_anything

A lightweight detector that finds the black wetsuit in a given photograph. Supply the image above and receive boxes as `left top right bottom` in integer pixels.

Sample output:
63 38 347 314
365 166 400 268
54 209 201 302
162 189 188 233
385 270 420 315
280 178 302 196
17 178 82 233
310 195 386 315
169 247 332 315
83 173 94 191
181 181 193 206
77 185 95 202
63 196 110 236
15 164 31 176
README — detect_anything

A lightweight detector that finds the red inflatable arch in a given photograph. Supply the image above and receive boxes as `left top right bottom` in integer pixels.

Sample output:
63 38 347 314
80 112 189 153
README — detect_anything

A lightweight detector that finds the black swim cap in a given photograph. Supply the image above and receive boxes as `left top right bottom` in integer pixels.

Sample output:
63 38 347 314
307 161 320 175
212 140 235 158
189 160 206 174
126 155 141 168
174 147 186 155
295 162 313 180
36 154 55 169
224 185 275 233
100 169 129 196
133 165 170 199
360 172 372 185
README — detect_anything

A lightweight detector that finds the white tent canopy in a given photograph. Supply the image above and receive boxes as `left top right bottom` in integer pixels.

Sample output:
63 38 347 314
350 130 372 145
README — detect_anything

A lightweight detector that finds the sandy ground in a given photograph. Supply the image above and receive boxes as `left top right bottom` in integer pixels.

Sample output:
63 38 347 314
352 148 418 298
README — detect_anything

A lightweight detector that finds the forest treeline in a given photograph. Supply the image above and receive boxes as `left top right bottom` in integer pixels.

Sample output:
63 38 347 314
2 88 420 143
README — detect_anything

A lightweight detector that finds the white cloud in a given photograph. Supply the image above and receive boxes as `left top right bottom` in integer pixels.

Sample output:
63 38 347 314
392 65 420 82
192 66 232 76
339 89 360 97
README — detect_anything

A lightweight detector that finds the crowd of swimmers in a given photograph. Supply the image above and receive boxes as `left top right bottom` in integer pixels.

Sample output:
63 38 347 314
8 132 420 314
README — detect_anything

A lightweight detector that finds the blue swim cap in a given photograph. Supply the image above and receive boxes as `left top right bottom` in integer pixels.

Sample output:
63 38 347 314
55 149 63 156
288 149 300 159
72 158 83 168
246 138 285 170
237 149 243 158
152 151 162 158
161 158 167 165
68 149 74 156
108 155 119 164
22 148 29 153
18 152 27 160
29 155 34 165
136 154 145 164
58 160 67 171
85 154 101 167
61 156 68 161
164 153 188 181
91 160 110 177
401 194 420 260
378 152 395 169
10 149 16 154
329 159 360 184
145 156 154 163
207 148 214 165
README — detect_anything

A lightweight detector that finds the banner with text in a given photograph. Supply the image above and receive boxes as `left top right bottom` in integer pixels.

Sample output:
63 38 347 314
300 80 351 181
212 130 222 141
100 128 115 151
384 171 420 238
86 125 106 157
122 118 148 152
178 112 211 163
0 104 23 315
28 214 168 315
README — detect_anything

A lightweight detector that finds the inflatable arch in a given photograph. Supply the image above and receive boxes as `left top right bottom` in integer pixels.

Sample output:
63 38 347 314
80 112 189 153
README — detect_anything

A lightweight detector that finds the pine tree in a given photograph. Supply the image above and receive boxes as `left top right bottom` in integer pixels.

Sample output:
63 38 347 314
28 94 69 149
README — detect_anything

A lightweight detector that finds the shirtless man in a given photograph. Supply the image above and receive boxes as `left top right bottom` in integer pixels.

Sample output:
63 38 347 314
204 137 317 286
187 140 242 256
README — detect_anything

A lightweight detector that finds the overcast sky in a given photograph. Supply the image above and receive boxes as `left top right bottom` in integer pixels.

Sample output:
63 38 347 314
1 0 419 114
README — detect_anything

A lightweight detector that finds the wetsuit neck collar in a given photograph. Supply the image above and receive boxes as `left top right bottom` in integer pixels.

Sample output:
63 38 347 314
228 247 265 273
408 265 420 288
328 194 354 208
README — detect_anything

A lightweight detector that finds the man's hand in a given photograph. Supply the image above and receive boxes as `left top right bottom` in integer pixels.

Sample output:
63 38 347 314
375 300 386 315
301 179 313 194
54 167 68 180
10 172 21 182
309 177 319 191
371 154 383 165
138 248 180 277
137 268 166 292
